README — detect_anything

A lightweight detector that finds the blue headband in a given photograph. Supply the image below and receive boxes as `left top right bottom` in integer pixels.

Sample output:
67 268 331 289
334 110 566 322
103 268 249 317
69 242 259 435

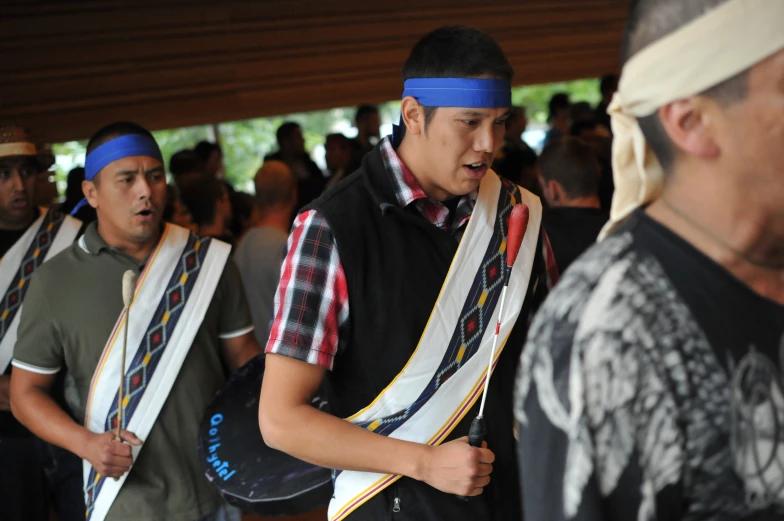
72 134 163 216
392 78 512 143
402 78 512 108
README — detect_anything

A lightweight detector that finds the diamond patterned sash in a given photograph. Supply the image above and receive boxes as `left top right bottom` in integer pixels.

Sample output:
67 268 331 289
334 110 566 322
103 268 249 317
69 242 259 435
84 232 212 520
0 209 65 344
329 172 543 521
361 180 518 437
332 179 519 486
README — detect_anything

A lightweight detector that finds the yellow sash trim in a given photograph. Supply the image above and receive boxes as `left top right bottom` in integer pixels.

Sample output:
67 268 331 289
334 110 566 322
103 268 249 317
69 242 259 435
332 328 511 521
346 177 515 422
83 224 170 426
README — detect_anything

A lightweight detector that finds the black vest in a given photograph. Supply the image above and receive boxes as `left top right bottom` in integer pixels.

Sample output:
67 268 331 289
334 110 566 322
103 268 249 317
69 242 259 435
305 145 544 520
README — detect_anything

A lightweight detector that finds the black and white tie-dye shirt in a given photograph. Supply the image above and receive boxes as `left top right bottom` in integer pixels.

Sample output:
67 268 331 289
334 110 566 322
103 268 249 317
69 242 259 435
515 210 784 521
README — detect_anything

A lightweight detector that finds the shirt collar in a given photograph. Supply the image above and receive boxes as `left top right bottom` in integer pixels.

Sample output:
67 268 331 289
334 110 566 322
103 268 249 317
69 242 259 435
80 221 108 255
377 136 478 210
79 221 157 269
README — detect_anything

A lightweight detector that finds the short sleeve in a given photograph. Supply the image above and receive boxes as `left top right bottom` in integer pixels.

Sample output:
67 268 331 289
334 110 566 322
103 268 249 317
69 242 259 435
265 210 350 370
215 258 255 339
12 274 64 374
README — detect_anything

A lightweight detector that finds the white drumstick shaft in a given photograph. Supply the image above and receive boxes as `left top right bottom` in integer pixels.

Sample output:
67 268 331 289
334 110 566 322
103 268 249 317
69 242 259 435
477 284 508 418
117 271 137 440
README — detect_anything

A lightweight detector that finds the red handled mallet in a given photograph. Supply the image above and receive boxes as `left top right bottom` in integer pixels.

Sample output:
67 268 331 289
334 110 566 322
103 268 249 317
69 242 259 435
458 203 529 500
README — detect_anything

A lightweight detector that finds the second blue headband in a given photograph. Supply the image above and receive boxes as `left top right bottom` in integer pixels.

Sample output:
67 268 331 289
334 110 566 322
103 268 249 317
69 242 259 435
84 134 163 181
402 78 511 108
72 134 163 216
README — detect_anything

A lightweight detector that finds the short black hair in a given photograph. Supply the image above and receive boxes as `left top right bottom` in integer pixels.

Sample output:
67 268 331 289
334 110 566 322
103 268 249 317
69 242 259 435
355 105 378 123
325 133 352 149
570 120 599 138
162 184 181 223
622 0 748 172
510 106 526 119
65 167 86 205
229 191 257 237
169 149 205 177
193 140 221 161
86 121 154 156
599 74 619 97
539 137 601 199
548 93 571 121
570 101 596 126
402 25 513 128
276 122 301 147
178 176 226 227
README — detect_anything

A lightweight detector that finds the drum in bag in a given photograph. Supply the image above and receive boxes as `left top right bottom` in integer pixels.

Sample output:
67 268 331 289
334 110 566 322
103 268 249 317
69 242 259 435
198 354 333 516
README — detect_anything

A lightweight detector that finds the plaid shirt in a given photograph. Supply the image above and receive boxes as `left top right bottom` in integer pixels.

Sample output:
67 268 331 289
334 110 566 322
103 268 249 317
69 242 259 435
266 137 553 369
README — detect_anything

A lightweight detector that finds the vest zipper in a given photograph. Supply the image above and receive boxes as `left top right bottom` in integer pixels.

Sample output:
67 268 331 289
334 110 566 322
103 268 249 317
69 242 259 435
392 497 401 513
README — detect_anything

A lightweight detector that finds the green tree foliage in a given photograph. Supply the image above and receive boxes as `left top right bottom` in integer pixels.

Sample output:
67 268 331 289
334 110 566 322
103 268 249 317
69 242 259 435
512 78 600 123
49 78 601 198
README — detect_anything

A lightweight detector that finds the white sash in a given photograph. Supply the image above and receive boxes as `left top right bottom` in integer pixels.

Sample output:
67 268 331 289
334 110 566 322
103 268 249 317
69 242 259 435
329 172 542 520
0 208 81 373
82 224 230 521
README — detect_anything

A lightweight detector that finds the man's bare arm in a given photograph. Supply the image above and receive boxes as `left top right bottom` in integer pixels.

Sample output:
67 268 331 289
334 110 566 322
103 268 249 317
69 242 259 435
259 353 494 497
10 368 140 478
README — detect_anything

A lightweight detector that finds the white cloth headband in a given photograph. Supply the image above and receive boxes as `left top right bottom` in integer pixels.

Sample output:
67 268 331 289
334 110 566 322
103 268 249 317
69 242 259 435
599 0 784 239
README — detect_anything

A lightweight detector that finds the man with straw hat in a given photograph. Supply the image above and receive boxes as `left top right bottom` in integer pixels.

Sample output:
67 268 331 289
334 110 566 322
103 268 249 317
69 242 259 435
515 0 784 519
0 124 83 520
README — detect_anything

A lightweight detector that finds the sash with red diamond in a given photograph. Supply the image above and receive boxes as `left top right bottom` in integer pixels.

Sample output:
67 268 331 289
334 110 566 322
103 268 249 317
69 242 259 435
329 171 543 521
0 208 81 373
82 223 230 521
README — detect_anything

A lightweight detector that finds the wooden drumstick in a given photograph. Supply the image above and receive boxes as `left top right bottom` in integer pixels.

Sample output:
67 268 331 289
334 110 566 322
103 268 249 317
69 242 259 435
116 270 137 442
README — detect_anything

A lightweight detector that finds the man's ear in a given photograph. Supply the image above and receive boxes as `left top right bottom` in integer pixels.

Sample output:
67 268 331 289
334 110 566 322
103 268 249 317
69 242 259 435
658 97 720 160
401 97 425 136
548 179 566 206
82 178 99 210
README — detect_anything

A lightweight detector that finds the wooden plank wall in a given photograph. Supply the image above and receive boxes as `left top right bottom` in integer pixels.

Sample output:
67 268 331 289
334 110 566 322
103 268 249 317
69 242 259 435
0 0 628 144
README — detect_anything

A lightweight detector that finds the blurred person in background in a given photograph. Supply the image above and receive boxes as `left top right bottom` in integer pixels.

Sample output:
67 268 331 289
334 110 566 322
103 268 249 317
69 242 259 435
537 137 608 273
595 73 619 131
265 122 325 210
162 184 198 233
543 92 571 147
229 191 262 240
234 160 297 349
169 149 207 189
179 176 234 245
325 133 354 189
194 140 225 179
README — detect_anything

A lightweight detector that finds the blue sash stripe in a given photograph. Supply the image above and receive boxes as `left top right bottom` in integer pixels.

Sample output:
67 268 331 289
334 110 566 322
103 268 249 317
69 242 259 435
0 210 65 343
84 232 212 520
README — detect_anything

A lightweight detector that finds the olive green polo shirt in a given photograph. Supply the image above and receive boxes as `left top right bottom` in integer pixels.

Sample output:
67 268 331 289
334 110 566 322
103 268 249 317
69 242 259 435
12 222 254 521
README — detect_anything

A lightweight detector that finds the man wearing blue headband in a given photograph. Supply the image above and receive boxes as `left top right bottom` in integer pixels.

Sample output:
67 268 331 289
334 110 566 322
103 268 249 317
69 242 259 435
10 121 260 521
260 26 556 520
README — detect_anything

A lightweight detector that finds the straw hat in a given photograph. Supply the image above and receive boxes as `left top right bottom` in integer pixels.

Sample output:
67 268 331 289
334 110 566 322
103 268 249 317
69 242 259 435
0 124 55 170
